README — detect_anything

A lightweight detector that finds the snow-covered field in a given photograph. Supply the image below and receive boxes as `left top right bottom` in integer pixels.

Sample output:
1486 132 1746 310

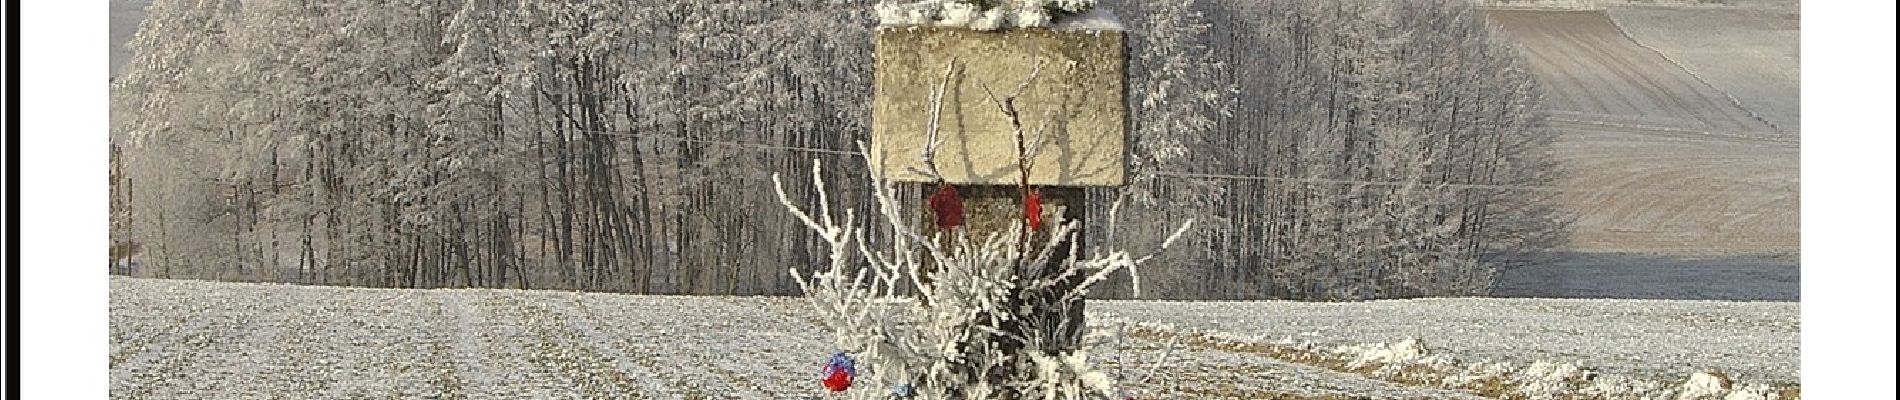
1099 299 1799 385
111 278 1799 399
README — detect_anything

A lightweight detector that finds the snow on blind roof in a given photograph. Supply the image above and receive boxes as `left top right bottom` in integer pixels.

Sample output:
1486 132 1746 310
875 0 1124 32
1050 9 1124 31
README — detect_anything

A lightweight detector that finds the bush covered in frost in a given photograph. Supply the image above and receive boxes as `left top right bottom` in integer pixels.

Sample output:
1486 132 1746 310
773 146 1187 399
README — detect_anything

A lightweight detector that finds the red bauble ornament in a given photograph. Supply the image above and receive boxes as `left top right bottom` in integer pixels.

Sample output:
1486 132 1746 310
822 369 853 392
928 184 965 229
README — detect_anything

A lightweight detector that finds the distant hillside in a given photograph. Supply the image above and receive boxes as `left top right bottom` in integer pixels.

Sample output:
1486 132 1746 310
1484 7 1799 256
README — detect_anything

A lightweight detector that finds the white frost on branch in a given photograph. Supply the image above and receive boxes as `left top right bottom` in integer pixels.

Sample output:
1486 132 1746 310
874 0 1123 32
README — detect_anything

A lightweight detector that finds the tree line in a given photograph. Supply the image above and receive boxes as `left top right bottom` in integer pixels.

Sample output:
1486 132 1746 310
111 0 1561 300
1100 0 1567 299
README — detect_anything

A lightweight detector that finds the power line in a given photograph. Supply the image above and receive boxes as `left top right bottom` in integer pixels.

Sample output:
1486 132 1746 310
1151 171 1789 195
1148 171 1554 192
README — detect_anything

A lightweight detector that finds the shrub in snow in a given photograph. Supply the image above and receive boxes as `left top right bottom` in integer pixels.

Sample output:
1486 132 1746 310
1675 371 1734 400
773 146 1188 399
1719 384 1782 400
1671 370 1789 400
1505 361 1592 398
1337 337 1430 369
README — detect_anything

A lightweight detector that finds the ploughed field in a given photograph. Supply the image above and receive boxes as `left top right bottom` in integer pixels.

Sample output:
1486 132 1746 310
112 278 1798 399
1484 6 1800 257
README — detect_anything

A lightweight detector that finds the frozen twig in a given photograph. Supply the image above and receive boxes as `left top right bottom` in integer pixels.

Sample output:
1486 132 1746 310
909 59 959 183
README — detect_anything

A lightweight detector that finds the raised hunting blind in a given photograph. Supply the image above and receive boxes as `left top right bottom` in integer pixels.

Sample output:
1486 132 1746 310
874 24 1124 246
871 28 1127 187
777 6 1195 397
871 25 1129 264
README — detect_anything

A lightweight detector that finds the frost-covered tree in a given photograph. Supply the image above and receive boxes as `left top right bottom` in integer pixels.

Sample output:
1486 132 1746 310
112 0 248 279
423 0 526 289
1073 0 1236 299
1157 0 1564 299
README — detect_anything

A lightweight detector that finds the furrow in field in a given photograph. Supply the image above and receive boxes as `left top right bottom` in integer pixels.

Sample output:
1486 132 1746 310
537 293 689 398
1605 6 1800 133
571 294 812 399
1486 8 1798 256
1487 10 1776 135
110 283 249 399
438 291 496 398
470 292 594 398
1549 121 1798 254
139 287 297 400
335 290 457 398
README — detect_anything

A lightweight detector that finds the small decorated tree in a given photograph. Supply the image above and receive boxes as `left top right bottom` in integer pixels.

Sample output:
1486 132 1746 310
779 65 1183 395
780 4 1179 396
776 145 1188 399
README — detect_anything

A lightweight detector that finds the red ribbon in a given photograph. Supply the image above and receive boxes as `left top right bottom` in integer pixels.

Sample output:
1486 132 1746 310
1025 188 1043 231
